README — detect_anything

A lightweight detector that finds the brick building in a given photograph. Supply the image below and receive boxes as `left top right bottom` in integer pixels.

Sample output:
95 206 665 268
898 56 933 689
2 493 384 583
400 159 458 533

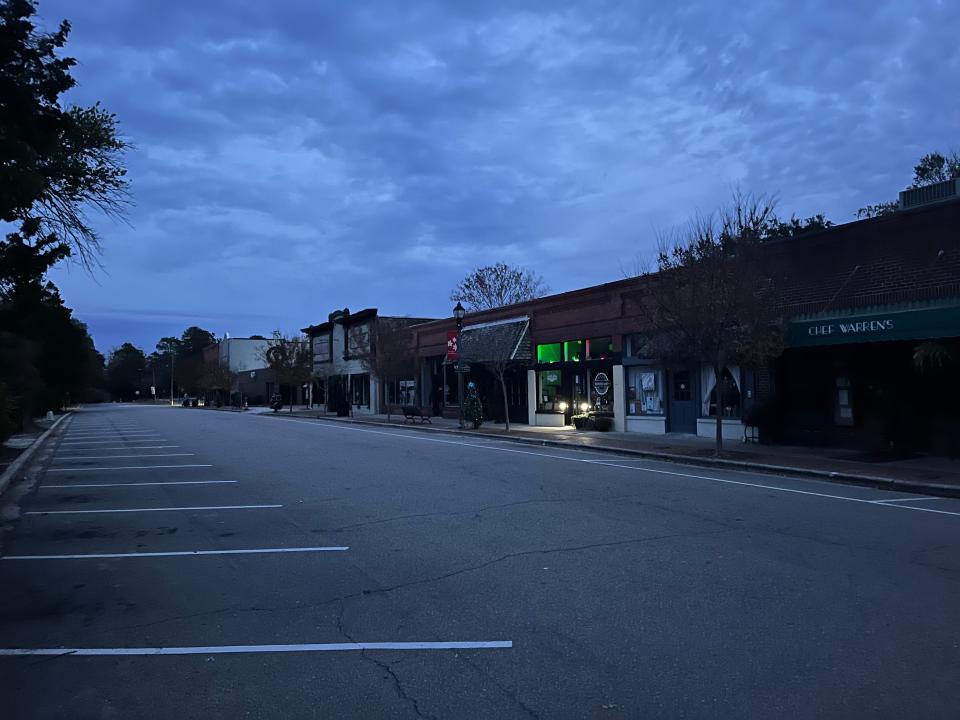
410 193 960 452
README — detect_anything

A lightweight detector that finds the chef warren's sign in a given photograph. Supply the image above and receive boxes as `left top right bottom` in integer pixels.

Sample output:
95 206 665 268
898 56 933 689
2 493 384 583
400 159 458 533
788 305 960 348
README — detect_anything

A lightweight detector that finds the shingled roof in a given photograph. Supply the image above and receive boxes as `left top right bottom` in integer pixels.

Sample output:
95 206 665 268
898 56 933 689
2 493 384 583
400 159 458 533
458 317 530 364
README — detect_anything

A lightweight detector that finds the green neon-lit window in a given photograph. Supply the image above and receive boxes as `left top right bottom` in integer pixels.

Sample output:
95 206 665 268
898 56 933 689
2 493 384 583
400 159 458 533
536 343 562 363
564 340 585 362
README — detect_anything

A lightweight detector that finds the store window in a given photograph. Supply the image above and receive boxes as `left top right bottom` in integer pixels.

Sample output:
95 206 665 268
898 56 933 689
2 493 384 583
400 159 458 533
627 367 664 415
538 369 562 411
387 379 416 406
587 337 614 359
350 373 370 407
701 366 741 417
564 340 585 362
537 343 562 363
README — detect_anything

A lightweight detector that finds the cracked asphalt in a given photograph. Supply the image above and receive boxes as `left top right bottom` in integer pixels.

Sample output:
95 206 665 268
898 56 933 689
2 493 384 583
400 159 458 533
1 405 959 719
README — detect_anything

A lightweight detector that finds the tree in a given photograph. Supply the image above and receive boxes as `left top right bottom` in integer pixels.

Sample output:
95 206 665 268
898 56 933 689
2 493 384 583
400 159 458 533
912 151 960 187
360 318 417 422
261 331 310 412
1 0 130 274
179 326 216 356
199 363 237 406
459 320 528 432
762 213 833 239
645 192 785 455
450 262 548 311
105 342 147 401
857 149 960 218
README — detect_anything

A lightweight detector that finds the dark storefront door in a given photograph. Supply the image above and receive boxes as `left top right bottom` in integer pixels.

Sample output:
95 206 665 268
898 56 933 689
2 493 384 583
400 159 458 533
668 369 697 433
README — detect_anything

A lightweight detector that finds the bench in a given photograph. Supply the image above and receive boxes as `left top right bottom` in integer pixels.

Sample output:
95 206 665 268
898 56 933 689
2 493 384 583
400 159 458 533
401 405 432 424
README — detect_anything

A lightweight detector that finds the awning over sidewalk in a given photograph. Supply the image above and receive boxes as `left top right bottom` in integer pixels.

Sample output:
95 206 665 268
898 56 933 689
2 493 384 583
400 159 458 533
457 317 530 364
787 299 960 348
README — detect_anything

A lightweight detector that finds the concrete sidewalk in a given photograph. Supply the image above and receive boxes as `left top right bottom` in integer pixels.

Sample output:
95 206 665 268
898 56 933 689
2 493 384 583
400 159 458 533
270 408 960 496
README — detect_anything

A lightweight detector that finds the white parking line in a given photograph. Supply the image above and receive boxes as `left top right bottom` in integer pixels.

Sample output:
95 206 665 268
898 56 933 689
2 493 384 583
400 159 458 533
266 417 960 519
53 453 195 461
57 445 179 451
59 439 167 446
41 480 237 488
870 496 949 504
0 641 513 656
25 504 282 515
48 464 212 472
65 431 159 437
2 546 348 560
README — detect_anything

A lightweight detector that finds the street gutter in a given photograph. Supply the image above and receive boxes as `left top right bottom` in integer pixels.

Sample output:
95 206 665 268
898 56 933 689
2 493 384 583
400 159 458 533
264 413 960 500
0 413 72 498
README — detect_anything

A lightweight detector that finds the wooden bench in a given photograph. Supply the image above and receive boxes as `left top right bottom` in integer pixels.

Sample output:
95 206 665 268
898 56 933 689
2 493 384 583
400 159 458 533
401 405 432 424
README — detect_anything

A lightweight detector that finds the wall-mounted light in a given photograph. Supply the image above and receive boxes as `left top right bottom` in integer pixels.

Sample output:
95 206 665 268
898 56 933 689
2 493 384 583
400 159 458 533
559 401 568 412
580 402 590 412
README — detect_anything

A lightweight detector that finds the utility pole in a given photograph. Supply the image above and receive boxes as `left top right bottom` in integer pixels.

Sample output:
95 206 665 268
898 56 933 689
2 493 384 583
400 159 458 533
453 301 466 429
170 352 175 406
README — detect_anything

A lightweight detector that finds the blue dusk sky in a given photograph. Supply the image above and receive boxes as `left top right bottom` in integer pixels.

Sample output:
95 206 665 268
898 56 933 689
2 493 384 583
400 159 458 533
36 0 960 354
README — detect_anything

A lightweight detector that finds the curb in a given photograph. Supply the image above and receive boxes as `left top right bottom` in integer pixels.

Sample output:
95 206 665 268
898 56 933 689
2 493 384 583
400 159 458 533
0 413 72 497
272 413 960 499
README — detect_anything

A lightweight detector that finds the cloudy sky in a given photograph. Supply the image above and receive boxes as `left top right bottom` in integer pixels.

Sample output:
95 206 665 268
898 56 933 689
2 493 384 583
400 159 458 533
40 0 960 354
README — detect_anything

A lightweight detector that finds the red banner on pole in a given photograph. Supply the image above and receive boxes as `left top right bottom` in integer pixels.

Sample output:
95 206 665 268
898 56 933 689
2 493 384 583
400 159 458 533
446 331 459 361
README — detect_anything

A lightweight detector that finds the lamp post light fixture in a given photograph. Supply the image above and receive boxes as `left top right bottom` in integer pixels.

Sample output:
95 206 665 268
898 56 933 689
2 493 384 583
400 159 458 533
453 301 466 429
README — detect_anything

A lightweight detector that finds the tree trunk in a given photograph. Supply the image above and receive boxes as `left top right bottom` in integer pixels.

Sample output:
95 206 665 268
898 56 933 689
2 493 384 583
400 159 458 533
714 360 723 456
500 372 511 432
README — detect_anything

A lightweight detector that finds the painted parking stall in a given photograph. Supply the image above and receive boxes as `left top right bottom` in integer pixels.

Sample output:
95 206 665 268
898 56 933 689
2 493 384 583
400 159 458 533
0 406 511 686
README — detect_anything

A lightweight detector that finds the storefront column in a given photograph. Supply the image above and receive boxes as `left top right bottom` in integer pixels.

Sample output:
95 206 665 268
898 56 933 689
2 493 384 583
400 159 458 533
527 369 537 426
613 364 625 432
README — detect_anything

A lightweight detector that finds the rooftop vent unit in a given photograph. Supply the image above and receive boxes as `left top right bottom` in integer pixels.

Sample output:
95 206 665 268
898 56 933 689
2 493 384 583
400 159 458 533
898 178 960 210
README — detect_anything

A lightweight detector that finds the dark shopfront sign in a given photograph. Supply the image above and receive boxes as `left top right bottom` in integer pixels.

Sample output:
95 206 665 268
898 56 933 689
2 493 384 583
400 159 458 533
788 304 960 348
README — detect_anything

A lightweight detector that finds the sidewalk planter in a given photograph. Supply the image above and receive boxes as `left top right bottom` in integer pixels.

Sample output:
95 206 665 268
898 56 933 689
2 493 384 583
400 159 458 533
593 415 614 432
572 414 592 430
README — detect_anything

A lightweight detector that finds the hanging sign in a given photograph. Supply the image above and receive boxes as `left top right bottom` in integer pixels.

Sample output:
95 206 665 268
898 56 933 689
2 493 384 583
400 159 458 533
446 331 459 361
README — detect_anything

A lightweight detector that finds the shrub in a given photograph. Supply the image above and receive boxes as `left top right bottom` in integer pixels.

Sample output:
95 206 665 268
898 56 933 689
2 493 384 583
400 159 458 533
0 383 16 442
572 414 593 430
593 415 614 432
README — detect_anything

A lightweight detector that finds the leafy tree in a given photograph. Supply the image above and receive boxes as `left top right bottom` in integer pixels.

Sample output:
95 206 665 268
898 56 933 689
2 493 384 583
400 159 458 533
857 149 960 218
762 213 833 239
0 0 126 428
0 275 102 426
105 342 147 401
912 151 960 187
1 0 130 273
199 363 237 406
179 326 216 356
261 331 310 412
645 191 785 455
450 262 548 311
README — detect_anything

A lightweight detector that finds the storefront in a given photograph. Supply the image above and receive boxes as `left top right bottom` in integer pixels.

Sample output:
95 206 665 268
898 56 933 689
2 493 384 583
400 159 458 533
779 301 960 452
531 337 620 427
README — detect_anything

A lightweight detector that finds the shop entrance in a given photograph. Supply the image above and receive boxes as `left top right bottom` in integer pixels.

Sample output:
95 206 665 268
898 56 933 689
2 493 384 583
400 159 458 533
667 368 697 433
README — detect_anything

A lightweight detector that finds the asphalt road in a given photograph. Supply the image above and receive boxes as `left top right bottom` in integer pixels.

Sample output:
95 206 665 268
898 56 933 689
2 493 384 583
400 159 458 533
1 405 959 719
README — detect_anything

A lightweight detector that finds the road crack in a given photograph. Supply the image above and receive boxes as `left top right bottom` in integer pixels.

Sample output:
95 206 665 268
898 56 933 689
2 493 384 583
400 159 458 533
337 598 436 719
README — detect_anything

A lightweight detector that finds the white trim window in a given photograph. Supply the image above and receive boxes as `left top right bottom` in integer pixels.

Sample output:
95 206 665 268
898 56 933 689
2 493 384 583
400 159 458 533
701 365 742 418
627 367 664 415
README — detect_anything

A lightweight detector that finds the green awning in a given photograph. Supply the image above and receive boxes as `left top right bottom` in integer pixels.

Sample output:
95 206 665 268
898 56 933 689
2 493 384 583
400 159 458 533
787 301 960 347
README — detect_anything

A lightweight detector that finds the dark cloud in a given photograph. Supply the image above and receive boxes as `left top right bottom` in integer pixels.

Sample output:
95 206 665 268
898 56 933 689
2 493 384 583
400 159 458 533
37 0 960 353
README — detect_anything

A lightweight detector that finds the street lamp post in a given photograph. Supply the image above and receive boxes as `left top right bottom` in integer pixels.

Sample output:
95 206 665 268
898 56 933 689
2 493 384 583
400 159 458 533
453 301 466 429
